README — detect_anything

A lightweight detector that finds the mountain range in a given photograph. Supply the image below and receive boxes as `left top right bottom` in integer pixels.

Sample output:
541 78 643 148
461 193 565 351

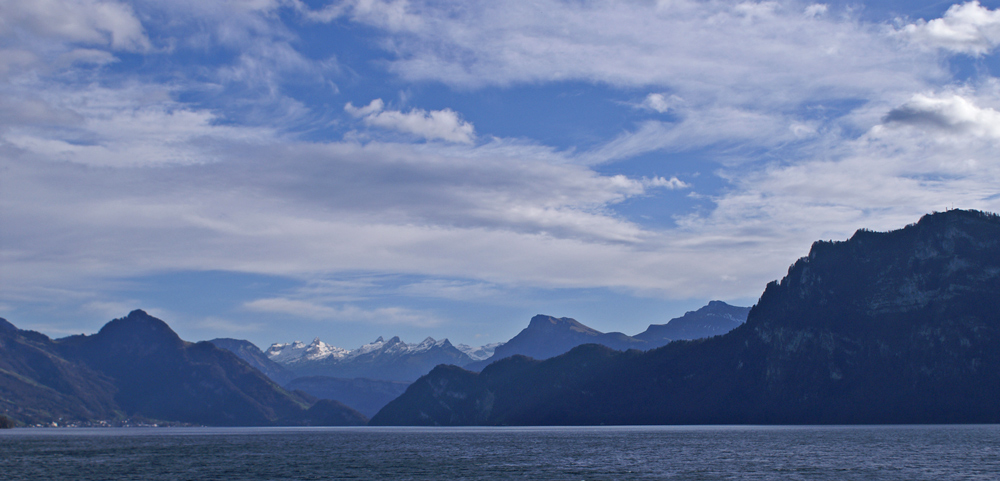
0 311 366 427
226 300 747 416
7 209 991 427
370 209 1000 425
465 301 750 371
264 336 487 382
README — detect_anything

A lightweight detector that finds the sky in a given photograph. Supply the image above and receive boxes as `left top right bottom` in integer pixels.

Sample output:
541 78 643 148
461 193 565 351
3 0 1000 351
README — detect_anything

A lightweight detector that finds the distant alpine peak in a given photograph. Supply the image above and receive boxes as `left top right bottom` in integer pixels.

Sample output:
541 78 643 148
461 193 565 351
456 342 504 361
266 338 349 364
266 334 490 365
528 314 600 335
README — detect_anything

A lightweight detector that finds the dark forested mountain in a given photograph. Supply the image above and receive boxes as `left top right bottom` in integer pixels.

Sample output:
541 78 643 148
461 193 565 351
634 301 750 344
371 210 1000 426
464 303 749 372
463 315 646 372
0 318 120 425
0 310 367 426
209 338 295 385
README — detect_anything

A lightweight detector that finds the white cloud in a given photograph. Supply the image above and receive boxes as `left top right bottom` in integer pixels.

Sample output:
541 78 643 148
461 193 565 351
5 0 1000 327
804 4 828 18
733 1 781 21
640 93 680 113
244 298 443 327
643 176 690 190
1 0 151 52
397 279 502 301
2 108 691 307
1 83 277 167
345 99 476 144
297 0 423 31
879 92 1000 139
327 0 940 111
580 106 802 164
901 1 1000 55
673 89 1000 282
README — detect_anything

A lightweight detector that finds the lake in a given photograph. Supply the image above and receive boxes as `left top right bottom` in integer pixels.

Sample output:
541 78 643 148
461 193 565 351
1 425 998 480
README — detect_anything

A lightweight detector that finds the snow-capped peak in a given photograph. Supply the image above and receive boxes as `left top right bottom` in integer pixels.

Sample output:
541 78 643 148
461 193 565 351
266 338 349 364
456 342 505 361
267 334 474 366
413 337 437 351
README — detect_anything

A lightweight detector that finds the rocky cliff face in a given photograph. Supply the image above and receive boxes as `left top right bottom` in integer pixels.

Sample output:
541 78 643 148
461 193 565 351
371 210 1000 426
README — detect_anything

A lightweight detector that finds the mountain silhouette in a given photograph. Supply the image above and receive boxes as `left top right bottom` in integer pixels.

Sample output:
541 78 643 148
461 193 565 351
1 310 367 426
465 302 748 371
371 210 1000 425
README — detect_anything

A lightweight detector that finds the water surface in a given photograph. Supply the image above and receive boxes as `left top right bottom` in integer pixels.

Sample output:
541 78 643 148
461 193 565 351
1 425 997 480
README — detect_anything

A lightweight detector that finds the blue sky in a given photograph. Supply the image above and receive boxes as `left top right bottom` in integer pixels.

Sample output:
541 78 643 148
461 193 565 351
3 0 1000 350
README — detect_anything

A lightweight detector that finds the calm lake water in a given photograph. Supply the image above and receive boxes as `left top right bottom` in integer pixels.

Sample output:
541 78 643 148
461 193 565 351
1 425 998 480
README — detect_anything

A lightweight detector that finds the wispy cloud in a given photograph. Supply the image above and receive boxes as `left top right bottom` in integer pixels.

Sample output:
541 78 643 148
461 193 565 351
1 0 151 52
638 93 682 114
4 0 1000 343
329 0 940 106
345 99 476 144
245 297 443 327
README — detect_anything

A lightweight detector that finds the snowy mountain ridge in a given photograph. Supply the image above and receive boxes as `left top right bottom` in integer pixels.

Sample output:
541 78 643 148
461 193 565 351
266 336 500 365
455 342 503 361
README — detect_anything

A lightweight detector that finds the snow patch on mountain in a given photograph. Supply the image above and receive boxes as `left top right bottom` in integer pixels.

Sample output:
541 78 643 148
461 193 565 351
455 342 504 361
266 335 492 364
265 338 350 365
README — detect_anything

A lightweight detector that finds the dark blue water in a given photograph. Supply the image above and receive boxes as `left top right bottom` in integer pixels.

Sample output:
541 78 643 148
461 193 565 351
1 425 998 480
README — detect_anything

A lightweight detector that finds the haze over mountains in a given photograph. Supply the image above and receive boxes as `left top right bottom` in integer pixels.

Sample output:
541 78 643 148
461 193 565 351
465 301 750 371
209 301 749 416
1 311 366 427
371 210 1000 425
3 210 995 427
264 336 484 382
0 301 747 425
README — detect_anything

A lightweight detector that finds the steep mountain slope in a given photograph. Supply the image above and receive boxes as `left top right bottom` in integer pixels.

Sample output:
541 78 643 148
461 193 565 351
52 310 368 426
634 301 750 344
371 210 1000 426
0 310 367 426
267 336 475 382
209 338 295 385
0 318 120 425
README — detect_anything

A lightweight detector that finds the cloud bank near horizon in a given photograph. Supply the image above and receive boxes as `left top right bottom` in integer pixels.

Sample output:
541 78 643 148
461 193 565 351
2 0 1000 344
